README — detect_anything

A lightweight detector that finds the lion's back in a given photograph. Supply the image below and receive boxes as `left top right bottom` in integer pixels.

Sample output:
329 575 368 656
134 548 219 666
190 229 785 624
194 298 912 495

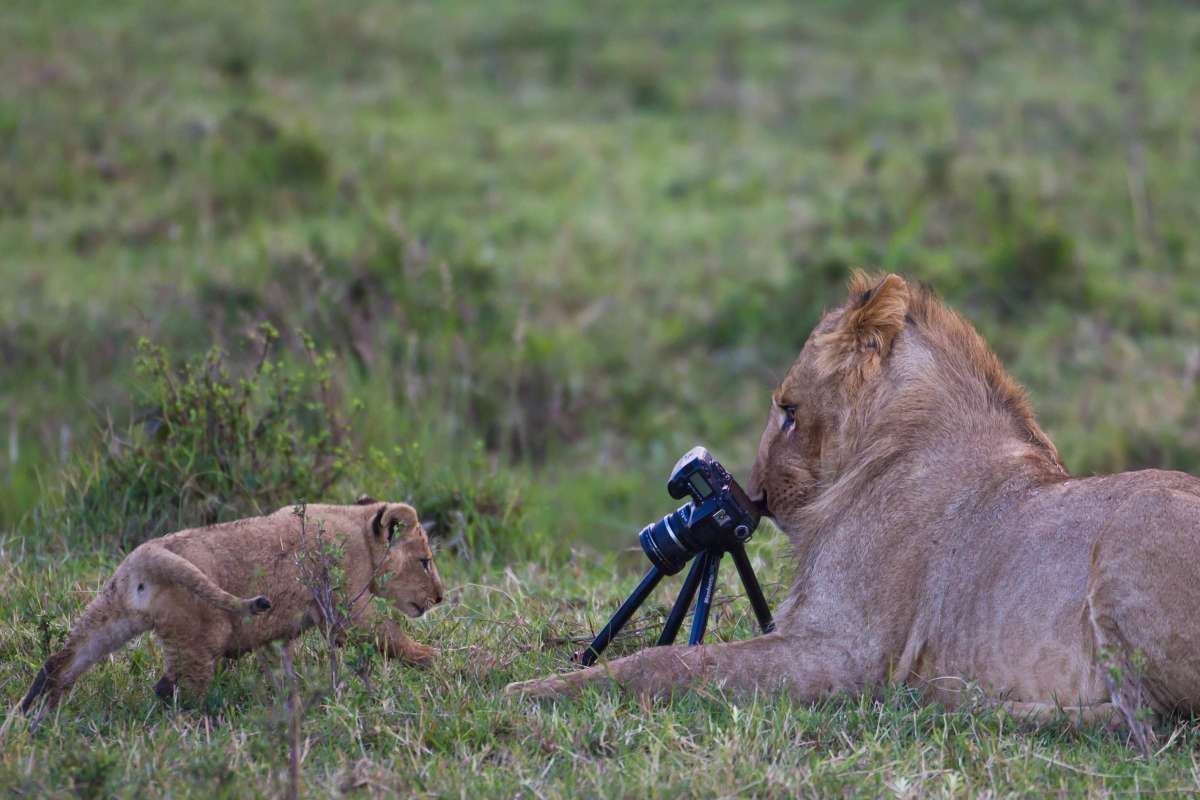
149 505 376 652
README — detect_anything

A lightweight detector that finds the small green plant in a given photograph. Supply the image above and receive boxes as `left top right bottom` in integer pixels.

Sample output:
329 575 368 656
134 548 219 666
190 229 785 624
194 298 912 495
45 326 356 549
294 504 350 697
1099 645 1157 756
293 502 392 698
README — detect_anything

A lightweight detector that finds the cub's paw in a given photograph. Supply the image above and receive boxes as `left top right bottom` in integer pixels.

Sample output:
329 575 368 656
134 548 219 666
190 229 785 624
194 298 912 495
400 641 440 666
154 675 177 703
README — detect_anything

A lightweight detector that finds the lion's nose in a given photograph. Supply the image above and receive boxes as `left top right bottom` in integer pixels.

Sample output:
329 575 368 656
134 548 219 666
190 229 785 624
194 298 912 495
752 489 772 518
434 592 444 605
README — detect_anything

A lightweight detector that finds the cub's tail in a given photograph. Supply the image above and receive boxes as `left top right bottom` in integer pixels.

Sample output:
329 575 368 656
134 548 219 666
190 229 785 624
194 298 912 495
130 546 272 617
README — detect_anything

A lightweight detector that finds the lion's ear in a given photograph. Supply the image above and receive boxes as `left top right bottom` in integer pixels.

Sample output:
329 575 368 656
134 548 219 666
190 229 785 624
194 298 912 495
844 271 908 353
370 505 386 539
817 271 910 374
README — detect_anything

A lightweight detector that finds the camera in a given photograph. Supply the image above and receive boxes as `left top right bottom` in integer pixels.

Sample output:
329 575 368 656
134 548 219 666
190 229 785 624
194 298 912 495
638 446 762 575
574 445 774 666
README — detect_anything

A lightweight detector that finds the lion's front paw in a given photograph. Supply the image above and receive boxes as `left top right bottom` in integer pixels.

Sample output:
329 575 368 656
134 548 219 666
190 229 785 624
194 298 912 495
505 675 573 699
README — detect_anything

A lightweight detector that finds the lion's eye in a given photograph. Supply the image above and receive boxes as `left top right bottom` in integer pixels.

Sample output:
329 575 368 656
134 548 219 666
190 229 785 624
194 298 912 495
780 404 797 431
419 558 432 573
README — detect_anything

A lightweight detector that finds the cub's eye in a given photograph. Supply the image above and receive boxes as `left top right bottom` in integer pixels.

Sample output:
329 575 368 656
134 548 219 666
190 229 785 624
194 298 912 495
419 558 432 573
780 404 797 431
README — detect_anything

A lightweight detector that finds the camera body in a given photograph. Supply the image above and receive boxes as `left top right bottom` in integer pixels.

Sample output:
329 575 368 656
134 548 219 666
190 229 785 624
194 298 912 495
638 446 762 575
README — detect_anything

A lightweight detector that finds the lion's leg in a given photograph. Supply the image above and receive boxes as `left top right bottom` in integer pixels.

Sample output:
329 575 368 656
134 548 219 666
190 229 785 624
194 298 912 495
346 602 438 665
157 616 230 702
20 582 149 718
154 646 179 703
1084 592 1161 754
375 620 438 665
1087 490 1200 708
1082 497 1200 754
173 651 217 698
130 545 271 616
507 632 866 700
998 700 1122 729
1085 604 1163 754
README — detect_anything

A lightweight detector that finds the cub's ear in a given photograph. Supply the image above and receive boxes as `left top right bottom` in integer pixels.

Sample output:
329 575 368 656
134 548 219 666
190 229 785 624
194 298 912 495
378 503 420 544
371 505 387 539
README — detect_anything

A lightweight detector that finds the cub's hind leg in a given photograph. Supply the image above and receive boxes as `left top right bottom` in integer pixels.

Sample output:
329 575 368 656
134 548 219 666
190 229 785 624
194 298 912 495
156 613 232 702
20 578 150 719
154 648 180 703
174 651 218 699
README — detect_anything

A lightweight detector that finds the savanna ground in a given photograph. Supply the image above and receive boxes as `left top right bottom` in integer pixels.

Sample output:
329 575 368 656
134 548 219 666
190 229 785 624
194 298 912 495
3 0 1200 796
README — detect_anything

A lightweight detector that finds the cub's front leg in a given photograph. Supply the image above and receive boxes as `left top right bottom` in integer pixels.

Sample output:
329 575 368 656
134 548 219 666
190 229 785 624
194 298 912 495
375 619 439 664
346 600 439 665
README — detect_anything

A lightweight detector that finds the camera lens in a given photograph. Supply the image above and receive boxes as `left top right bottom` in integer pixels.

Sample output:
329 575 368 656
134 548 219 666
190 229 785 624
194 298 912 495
638 505 695 575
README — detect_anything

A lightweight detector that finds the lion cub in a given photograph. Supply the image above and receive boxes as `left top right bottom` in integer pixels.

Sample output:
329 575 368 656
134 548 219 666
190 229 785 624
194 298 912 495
21 500 443 716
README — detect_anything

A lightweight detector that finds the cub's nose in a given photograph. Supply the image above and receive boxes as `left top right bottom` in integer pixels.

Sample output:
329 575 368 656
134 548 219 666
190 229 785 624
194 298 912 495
434 591 444 605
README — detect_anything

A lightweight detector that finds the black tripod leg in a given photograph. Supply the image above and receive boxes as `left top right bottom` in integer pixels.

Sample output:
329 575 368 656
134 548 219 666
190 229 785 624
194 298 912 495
728 543 776 634
576 565 664 666
688 550 723 645
656 553 707 646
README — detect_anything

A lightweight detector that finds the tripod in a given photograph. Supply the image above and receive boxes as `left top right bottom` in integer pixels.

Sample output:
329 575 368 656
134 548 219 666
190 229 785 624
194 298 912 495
575 542 775 667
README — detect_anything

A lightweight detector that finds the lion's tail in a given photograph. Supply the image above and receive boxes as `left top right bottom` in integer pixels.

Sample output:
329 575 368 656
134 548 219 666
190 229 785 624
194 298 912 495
130 546 272 617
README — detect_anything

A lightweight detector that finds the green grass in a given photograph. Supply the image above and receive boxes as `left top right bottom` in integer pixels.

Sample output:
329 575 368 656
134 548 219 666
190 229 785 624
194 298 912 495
4 0 1200 795
6 538 1200 797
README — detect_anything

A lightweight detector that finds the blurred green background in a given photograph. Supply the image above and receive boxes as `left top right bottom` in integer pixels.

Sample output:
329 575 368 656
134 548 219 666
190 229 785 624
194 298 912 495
3 0 1200 551
7 4 1200 796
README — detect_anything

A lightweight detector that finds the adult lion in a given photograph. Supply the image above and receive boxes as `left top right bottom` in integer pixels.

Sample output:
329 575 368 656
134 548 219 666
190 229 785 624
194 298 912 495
509 272 1200 749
